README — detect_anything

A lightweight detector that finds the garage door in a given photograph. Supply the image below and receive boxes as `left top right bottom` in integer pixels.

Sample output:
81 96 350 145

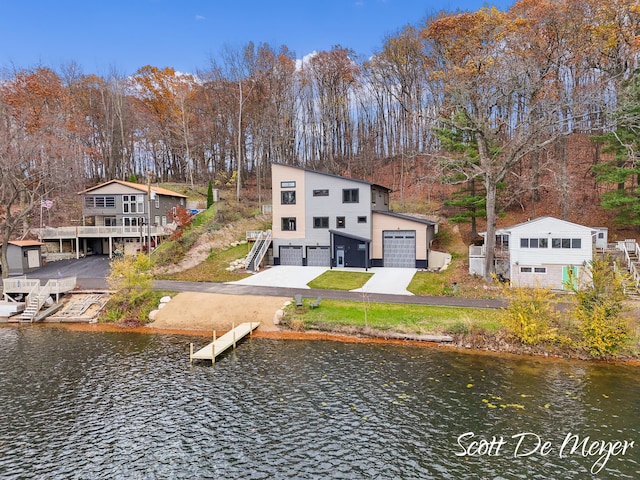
307 246 330 266
383 230 416 268
279 246 303 266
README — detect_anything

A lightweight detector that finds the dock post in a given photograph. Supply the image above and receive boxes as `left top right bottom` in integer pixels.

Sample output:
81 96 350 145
189 343 193 363
212 330 216 365
232 322 236 349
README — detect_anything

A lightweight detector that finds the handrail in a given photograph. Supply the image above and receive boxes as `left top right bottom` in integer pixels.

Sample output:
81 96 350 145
245 230 272 272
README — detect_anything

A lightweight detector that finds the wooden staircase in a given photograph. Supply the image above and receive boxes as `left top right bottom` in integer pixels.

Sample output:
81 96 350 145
618 239 640 296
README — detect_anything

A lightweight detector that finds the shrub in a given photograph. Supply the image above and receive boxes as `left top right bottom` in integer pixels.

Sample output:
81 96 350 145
497 279 562 345
566 256 631 357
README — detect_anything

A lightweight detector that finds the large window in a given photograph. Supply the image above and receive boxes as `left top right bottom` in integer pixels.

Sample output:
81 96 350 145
313 217 329 229
123 194 144 214
281 191 296 205
84 195 115 209
520 238 548 248
281 217 297 231
342 188 359 203
552 238 582 249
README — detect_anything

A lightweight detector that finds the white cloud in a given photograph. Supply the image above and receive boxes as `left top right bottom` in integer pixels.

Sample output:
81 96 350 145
195 15 206 21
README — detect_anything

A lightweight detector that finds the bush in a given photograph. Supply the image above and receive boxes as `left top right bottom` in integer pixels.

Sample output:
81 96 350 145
497 279 562 345
566 256 632 357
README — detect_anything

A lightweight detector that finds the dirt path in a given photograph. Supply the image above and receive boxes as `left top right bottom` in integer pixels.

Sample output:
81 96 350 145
147 291 291 332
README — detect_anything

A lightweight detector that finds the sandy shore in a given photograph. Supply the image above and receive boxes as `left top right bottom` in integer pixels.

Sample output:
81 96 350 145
147 291 291 332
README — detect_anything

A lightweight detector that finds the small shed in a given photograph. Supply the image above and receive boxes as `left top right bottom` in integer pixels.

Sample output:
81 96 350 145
6 240 44 275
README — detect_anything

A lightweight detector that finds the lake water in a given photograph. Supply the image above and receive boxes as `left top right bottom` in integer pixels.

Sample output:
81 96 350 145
0 326 638 479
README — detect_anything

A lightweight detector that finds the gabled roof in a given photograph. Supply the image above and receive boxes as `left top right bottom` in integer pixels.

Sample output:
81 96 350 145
272 162 390 192
78 180 188 198
485 216 596 236
9 240 44 247
374 210 437 226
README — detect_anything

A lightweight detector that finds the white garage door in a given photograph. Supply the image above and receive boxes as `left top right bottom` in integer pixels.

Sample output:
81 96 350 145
383 230 416 268
279 246 303 266
307 246 330 266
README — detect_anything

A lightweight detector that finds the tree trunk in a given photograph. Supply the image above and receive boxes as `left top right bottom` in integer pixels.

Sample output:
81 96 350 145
483 179 498 282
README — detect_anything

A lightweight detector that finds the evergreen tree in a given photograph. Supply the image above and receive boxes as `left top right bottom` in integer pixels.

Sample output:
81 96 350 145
206 180 214 209
592 73 640 227
128 173 138 183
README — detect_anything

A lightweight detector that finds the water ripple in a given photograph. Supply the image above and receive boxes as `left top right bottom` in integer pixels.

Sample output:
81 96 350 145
0 327 638 479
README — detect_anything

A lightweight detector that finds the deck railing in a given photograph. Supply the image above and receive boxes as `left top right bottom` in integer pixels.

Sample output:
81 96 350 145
36 225 173 239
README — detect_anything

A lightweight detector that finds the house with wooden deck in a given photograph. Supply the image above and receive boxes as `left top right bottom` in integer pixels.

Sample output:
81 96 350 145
38 180 187 258
469 216 597 289
252 163 439 270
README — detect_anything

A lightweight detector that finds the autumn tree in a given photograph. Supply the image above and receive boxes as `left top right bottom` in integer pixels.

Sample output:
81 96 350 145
0 68 75 277
424 5 616 280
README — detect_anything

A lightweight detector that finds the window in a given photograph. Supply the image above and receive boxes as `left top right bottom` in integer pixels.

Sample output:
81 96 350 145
281 217 297 231
155 197 160 209
104 217 117 226
520 238 548 248
123 195 144 214
313 189 329 197
123 217 142 227
521 266 547 274
313 217 329 229
281 191 296 205
552 238 582 249
84 195 115 208
281 181 296 188
154 215 160 226
342 188 359 203
336 216 345 228
496 234 509 247
357 216 367 224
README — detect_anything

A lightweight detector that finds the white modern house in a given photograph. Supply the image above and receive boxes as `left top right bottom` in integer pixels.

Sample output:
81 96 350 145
469 216 598 289
248 163 441 271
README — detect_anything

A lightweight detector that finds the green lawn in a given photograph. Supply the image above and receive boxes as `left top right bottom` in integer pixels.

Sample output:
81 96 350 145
286 299 501 335
157 243 252 283
307 270 374 290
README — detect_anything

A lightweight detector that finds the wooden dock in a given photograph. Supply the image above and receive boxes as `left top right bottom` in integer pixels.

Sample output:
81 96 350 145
189 322 260 364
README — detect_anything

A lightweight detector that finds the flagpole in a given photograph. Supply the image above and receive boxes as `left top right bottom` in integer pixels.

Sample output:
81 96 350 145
39 197 43 241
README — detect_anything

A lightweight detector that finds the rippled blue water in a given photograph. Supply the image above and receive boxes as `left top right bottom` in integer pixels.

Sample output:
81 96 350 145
0 326 638 479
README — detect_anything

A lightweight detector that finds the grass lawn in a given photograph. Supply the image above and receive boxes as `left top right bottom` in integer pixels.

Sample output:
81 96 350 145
307 270 374 290
287 299 502 335
159 243 252 283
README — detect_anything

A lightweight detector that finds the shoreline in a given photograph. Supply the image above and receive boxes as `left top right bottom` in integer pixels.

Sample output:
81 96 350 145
9 320 639 367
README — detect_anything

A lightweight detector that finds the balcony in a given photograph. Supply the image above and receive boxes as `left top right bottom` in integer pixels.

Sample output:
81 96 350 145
36 225 173 240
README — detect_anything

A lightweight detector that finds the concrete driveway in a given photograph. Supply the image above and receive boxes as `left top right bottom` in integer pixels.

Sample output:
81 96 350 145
228 266 417 295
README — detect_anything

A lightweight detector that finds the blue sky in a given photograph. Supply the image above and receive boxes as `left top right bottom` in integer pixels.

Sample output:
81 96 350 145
1 0 514 76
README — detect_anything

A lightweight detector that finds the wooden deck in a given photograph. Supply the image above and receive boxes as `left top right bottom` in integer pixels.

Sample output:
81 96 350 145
189 322 260 364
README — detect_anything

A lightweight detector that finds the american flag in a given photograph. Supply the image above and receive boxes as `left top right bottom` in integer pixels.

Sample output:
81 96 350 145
41 199 53 209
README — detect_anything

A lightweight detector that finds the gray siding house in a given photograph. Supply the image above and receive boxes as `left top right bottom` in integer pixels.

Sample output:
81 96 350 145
271 163 438 269
39 180 187 258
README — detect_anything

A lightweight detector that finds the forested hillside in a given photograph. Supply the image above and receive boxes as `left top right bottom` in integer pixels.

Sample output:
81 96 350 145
1 0 638 254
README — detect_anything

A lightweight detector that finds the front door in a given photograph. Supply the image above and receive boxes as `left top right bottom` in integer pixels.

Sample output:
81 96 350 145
336 248 345 268
562 266 578 290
